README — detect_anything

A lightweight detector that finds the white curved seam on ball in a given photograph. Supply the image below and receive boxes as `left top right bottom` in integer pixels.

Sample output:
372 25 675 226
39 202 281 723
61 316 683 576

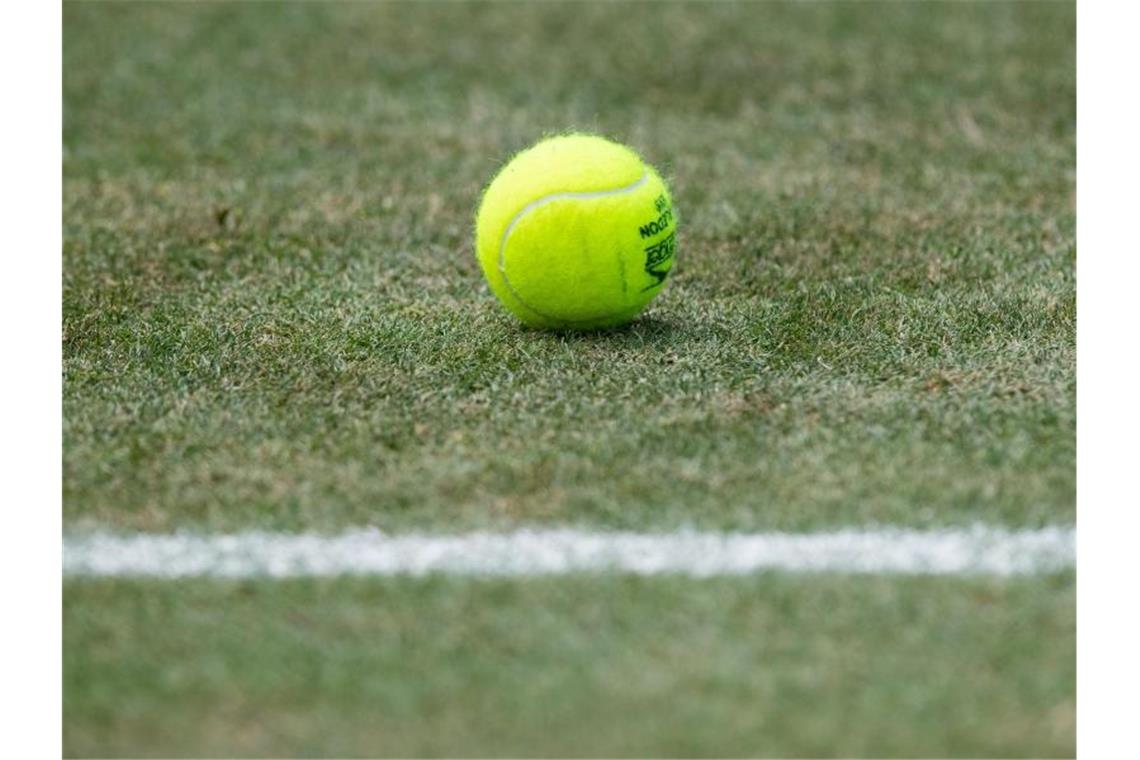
498 171 650 323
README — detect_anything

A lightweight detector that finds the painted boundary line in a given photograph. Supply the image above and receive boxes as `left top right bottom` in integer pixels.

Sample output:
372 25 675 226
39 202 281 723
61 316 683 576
63 526 1075 579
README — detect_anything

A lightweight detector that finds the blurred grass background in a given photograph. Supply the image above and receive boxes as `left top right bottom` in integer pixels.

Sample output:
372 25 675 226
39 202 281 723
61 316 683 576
67 574 1074 757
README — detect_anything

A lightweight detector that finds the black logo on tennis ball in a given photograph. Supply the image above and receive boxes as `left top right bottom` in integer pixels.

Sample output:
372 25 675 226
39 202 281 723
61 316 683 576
642 233 676 290
638 195 674 239
639 195 675 290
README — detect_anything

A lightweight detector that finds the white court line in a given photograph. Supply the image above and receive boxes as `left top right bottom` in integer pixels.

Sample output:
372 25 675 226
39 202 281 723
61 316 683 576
63 526 1074 579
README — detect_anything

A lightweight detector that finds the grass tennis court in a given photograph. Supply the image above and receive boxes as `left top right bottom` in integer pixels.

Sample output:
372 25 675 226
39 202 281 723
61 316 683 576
63 2 1075 756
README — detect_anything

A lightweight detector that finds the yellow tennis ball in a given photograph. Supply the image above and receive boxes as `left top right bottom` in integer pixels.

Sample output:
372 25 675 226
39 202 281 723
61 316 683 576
475 134 677 330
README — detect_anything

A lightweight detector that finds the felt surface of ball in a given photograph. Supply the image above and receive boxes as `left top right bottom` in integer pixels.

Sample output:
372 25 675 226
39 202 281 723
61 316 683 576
475 134 677 330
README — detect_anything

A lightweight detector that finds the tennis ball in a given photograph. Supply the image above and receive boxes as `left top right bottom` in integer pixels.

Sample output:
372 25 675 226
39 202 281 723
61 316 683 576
475 134 677 330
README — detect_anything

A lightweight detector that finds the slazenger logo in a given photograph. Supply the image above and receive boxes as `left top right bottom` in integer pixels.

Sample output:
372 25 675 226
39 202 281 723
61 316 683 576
639 195 675 289
642 233 675 289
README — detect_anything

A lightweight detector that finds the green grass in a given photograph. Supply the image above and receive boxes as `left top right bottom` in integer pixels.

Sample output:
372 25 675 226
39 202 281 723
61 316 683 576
66 574 1075 758
63 1 1074 534
63 1 1075 756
